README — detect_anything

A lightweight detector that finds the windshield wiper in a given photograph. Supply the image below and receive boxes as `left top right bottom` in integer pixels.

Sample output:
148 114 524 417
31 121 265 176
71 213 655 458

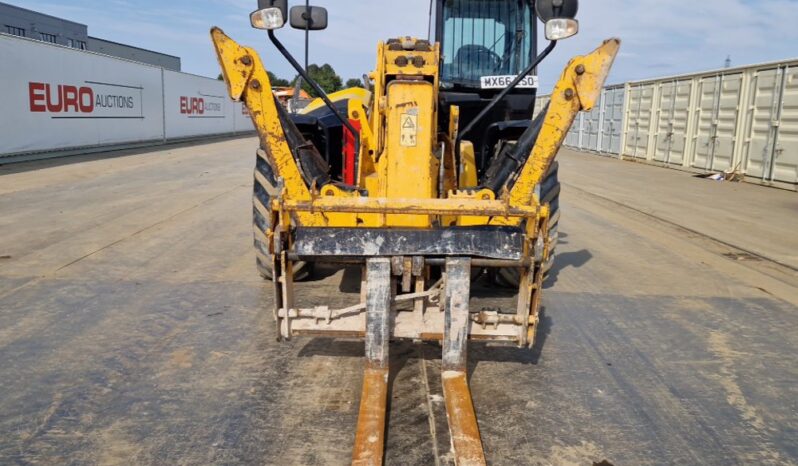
487 32 505 55
494 30 525 72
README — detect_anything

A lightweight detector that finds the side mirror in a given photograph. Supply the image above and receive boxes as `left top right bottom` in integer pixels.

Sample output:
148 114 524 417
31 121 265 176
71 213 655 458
250 0 288 30
535 0 579 41
289 5 328 31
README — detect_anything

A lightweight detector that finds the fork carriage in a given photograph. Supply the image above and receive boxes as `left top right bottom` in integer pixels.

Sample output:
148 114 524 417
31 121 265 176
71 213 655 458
272 202 551 348
271 201 550 466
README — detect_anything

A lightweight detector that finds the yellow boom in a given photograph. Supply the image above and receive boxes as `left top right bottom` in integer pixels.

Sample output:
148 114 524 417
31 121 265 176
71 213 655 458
211 25 618 466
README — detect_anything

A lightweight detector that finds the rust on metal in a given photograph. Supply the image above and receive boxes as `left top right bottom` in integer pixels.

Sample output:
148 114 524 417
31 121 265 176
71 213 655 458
352 258 392 465
442 371 486 466
364 258 391 367
282 197 539 218
352 367 389 466
442 257 471 371
441 258 486 465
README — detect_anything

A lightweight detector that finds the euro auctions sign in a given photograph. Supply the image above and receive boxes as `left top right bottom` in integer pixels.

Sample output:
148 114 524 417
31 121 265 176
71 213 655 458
28 80 144 119
178 93 224 117
161 70 238 138
1 33 247 156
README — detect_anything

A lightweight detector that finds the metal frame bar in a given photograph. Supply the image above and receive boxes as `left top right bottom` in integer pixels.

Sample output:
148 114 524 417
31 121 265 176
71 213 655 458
441 257 486 465
352 258 392 466
442 257 472 370
280 196 540 218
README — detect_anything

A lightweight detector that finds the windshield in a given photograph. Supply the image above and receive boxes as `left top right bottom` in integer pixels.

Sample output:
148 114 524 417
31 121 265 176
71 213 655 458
440 0 535 88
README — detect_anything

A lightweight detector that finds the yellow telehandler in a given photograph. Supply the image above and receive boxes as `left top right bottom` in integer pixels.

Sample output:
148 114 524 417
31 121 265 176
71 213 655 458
211 1 618 463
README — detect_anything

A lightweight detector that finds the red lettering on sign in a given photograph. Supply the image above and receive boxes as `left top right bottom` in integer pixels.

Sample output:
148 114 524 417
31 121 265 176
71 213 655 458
78 87 93 112
29 82 46 112
180 96 206 115
29 81 141 114
62 85 79 112
46 84 63 112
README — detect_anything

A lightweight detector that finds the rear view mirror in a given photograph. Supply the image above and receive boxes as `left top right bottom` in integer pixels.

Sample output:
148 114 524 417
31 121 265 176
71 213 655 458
535 0 578 22
289 5 328 31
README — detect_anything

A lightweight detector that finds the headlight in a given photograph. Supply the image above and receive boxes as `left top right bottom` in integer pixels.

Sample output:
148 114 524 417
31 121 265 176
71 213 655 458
250 7 285 30
545 18 579 41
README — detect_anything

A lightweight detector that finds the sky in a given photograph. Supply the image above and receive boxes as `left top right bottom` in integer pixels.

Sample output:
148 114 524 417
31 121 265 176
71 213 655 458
7 0 798 89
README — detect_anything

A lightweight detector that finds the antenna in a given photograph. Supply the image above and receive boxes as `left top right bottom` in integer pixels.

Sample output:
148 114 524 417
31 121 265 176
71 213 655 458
427 0 434 40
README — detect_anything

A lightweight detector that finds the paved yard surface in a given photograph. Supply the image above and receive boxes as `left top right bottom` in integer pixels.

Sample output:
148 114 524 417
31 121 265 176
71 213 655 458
1 140 796 465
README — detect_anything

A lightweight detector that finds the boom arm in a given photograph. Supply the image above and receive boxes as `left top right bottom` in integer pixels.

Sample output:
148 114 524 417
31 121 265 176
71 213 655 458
492 38 620 225
211 27 324 226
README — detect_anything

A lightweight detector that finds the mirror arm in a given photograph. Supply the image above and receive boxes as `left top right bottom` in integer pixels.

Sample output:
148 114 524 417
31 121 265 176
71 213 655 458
267 29 361 182
454 40 557 176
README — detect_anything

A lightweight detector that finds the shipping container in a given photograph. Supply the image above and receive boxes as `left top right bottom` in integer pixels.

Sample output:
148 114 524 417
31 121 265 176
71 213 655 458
599 86 624 154
623 83 656 159
551 56 798 186
741 65 798 183
582 101 601 151
653 79 691 165
689 73 743 171
534 95 549 119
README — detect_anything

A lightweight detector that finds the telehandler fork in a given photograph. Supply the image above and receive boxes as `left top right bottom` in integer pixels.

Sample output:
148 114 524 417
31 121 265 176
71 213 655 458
211 0 617 463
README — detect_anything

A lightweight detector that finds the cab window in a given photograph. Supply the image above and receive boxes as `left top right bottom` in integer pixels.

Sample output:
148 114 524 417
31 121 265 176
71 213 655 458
440 0 534 87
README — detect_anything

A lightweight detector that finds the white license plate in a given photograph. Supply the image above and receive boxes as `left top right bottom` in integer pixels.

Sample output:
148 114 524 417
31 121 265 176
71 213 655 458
480 75 538 89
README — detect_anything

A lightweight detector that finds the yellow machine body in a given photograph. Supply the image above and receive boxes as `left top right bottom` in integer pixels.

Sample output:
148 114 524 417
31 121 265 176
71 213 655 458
212 28 617 232
211 25 619 466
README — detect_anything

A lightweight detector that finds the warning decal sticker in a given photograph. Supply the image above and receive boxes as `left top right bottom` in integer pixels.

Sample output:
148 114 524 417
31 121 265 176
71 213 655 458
400 113 417 147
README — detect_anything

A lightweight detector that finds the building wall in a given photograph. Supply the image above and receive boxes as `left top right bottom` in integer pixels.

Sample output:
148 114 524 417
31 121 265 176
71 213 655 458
0 2 87 49
0 32 250 162
88 37 181 71
0 2 179 71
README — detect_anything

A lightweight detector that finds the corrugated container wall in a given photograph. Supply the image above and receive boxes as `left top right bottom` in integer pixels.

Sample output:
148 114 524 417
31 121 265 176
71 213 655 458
546 57 798 187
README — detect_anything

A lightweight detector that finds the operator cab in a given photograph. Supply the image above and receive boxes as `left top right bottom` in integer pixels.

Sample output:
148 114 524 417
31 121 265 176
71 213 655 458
247 0 578 181
434 0 546 175
438 0 538 92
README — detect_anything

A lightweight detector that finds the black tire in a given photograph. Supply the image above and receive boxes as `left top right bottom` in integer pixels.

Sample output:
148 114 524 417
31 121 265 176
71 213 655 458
496 161 560 287
252 150 312 281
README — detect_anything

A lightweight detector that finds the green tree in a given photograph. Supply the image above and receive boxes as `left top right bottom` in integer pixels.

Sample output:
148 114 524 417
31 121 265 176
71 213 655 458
291 64 342 97
267 71 291 87
345 78 364 88
217 73 224 81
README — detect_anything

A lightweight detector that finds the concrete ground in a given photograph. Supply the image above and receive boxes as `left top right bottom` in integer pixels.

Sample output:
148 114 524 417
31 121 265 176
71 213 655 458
1 139 797 465
557 149 798 270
